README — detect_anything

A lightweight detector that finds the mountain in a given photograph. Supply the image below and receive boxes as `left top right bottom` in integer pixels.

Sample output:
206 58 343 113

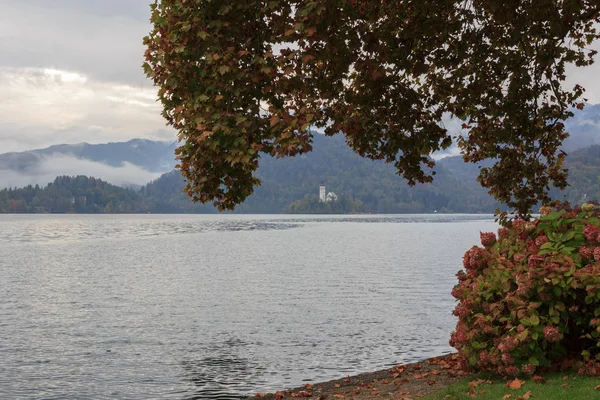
1 103 599 213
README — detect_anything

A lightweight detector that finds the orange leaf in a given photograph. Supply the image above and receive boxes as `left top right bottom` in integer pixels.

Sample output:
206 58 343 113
254 393 265 398
521 391 532 399
333 394 345 399
507 378 524 390
502 395 513 399
595 385 600 390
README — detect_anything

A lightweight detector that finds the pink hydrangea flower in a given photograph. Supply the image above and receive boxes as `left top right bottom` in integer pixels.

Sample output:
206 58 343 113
522 364 536 375
543 326 561 343
594 247 600 261
584 224 599 242
498 227 511 238
480 232 497 247
535 235 548 247
580 246 594 259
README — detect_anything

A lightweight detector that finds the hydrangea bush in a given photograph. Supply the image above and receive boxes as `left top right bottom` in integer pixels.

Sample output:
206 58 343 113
450 203 600 376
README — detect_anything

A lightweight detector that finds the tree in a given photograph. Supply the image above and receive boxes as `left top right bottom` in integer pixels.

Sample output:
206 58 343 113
143 0 600 219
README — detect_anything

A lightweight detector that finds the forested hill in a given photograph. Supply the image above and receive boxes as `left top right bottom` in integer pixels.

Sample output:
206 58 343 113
141 133 499 214
3 136 600 214
0 176 149 213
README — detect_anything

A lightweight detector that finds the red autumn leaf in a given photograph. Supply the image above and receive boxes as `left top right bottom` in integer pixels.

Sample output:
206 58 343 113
532 376 546 383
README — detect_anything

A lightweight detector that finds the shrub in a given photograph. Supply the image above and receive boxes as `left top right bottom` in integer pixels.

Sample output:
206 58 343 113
450 202 600 376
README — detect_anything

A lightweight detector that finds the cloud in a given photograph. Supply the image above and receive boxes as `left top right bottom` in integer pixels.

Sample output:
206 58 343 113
0 67 175 152
0 0 152 85
0 154 163 189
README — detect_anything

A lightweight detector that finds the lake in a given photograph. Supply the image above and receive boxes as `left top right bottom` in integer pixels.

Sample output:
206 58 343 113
0 214 497 399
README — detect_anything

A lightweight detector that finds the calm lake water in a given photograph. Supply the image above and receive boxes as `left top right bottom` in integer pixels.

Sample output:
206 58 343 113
0 214 497 399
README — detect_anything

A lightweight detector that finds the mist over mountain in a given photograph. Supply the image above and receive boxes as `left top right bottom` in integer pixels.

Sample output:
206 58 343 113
0 139 176 188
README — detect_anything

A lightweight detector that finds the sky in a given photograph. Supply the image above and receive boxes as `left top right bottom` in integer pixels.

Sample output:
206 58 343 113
0 0 176 153
0 1 599 154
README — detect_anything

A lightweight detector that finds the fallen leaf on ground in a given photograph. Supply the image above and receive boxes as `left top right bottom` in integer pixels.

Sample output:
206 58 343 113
291 392 311 398
254 394 265 398
531 376 546 383
507 378 524 390
519 391 532 399
502 395 513 399
595 385 600 390
333 394 344 399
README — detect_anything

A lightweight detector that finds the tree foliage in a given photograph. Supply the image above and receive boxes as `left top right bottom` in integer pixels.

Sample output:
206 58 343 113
144 1 599 217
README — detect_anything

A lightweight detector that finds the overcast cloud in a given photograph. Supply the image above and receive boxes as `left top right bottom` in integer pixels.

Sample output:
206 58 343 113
0 1 599 154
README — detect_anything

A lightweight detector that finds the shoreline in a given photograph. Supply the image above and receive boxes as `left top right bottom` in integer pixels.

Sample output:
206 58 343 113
247 353 468 399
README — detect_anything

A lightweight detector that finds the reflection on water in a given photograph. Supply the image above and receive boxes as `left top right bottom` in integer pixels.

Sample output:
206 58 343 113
182 338 261 400
0 214 497 399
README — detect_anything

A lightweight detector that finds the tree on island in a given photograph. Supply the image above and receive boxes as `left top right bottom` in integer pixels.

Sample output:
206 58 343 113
144 0 600 378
